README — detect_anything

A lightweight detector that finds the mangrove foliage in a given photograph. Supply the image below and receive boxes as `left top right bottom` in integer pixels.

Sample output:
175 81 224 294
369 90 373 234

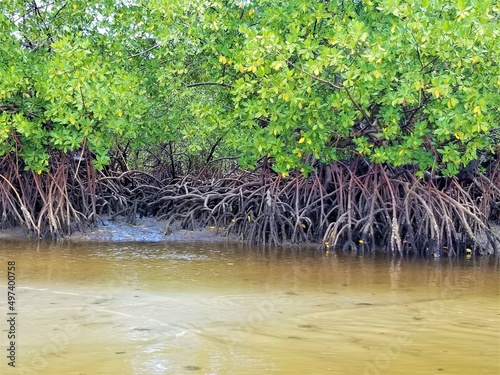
0 0 499 255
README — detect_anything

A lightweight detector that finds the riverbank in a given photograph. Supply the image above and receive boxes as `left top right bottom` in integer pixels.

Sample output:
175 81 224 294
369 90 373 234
0 216 238 243
1 216 499 256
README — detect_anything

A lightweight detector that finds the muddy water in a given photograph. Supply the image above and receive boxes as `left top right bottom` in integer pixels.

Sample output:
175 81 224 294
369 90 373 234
0 241 498 375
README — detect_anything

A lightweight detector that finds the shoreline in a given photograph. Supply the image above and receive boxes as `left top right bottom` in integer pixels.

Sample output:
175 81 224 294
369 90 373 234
1 216 499 255
0 216 238 244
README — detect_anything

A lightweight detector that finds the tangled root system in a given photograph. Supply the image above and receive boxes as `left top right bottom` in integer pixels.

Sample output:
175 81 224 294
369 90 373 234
1 153 499 256
95 158 500 256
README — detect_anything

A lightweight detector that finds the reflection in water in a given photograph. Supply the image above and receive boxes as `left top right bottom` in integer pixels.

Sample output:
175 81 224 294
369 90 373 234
0 240 498 374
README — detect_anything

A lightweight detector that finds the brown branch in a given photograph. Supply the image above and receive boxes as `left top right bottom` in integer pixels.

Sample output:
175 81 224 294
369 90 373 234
126 43 161 59
185 82 233 89
285 59 344 90
285 58 371 123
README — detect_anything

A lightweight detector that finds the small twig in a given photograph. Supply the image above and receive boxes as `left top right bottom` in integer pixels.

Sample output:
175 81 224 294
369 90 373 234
285 59 344 90
185 82 233 89
126 43 161 59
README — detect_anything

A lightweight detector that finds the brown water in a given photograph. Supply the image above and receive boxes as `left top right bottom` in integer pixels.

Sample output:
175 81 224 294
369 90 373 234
0 240 498 375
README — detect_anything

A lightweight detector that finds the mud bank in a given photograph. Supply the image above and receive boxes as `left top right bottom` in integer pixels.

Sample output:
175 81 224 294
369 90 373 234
1 217 499 254
0 216 237 243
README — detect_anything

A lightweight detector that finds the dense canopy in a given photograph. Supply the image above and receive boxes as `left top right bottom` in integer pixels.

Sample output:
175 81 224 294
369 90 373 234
1 0 499 176
0 1 499 254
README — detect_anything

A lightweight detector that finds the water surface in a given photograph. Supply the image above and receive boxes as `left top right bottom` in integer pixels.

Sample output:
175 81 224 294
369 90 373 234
0 241 498 374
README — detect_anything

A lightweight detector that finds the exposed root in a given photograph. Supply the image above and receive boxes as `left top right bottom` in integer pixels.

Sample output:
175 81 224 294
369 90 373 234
1 152 498 255
0 151 95 238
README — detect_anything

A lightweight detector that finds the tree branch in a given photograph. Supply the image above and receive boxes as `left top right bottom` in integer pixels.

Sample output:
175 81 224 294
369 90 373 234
285 58 371 124
185 82 233 89
126 43 161 59
285 59 344 90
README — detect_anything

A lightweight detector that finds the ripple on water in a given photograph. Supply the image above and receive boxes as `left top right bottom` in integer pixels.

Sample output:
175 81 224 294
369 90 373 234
0 241 498 375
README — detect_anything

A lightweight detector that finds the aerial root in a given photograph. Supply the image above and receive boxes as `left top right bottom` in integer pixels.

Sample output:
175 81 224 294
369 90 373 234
0 153 498 254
